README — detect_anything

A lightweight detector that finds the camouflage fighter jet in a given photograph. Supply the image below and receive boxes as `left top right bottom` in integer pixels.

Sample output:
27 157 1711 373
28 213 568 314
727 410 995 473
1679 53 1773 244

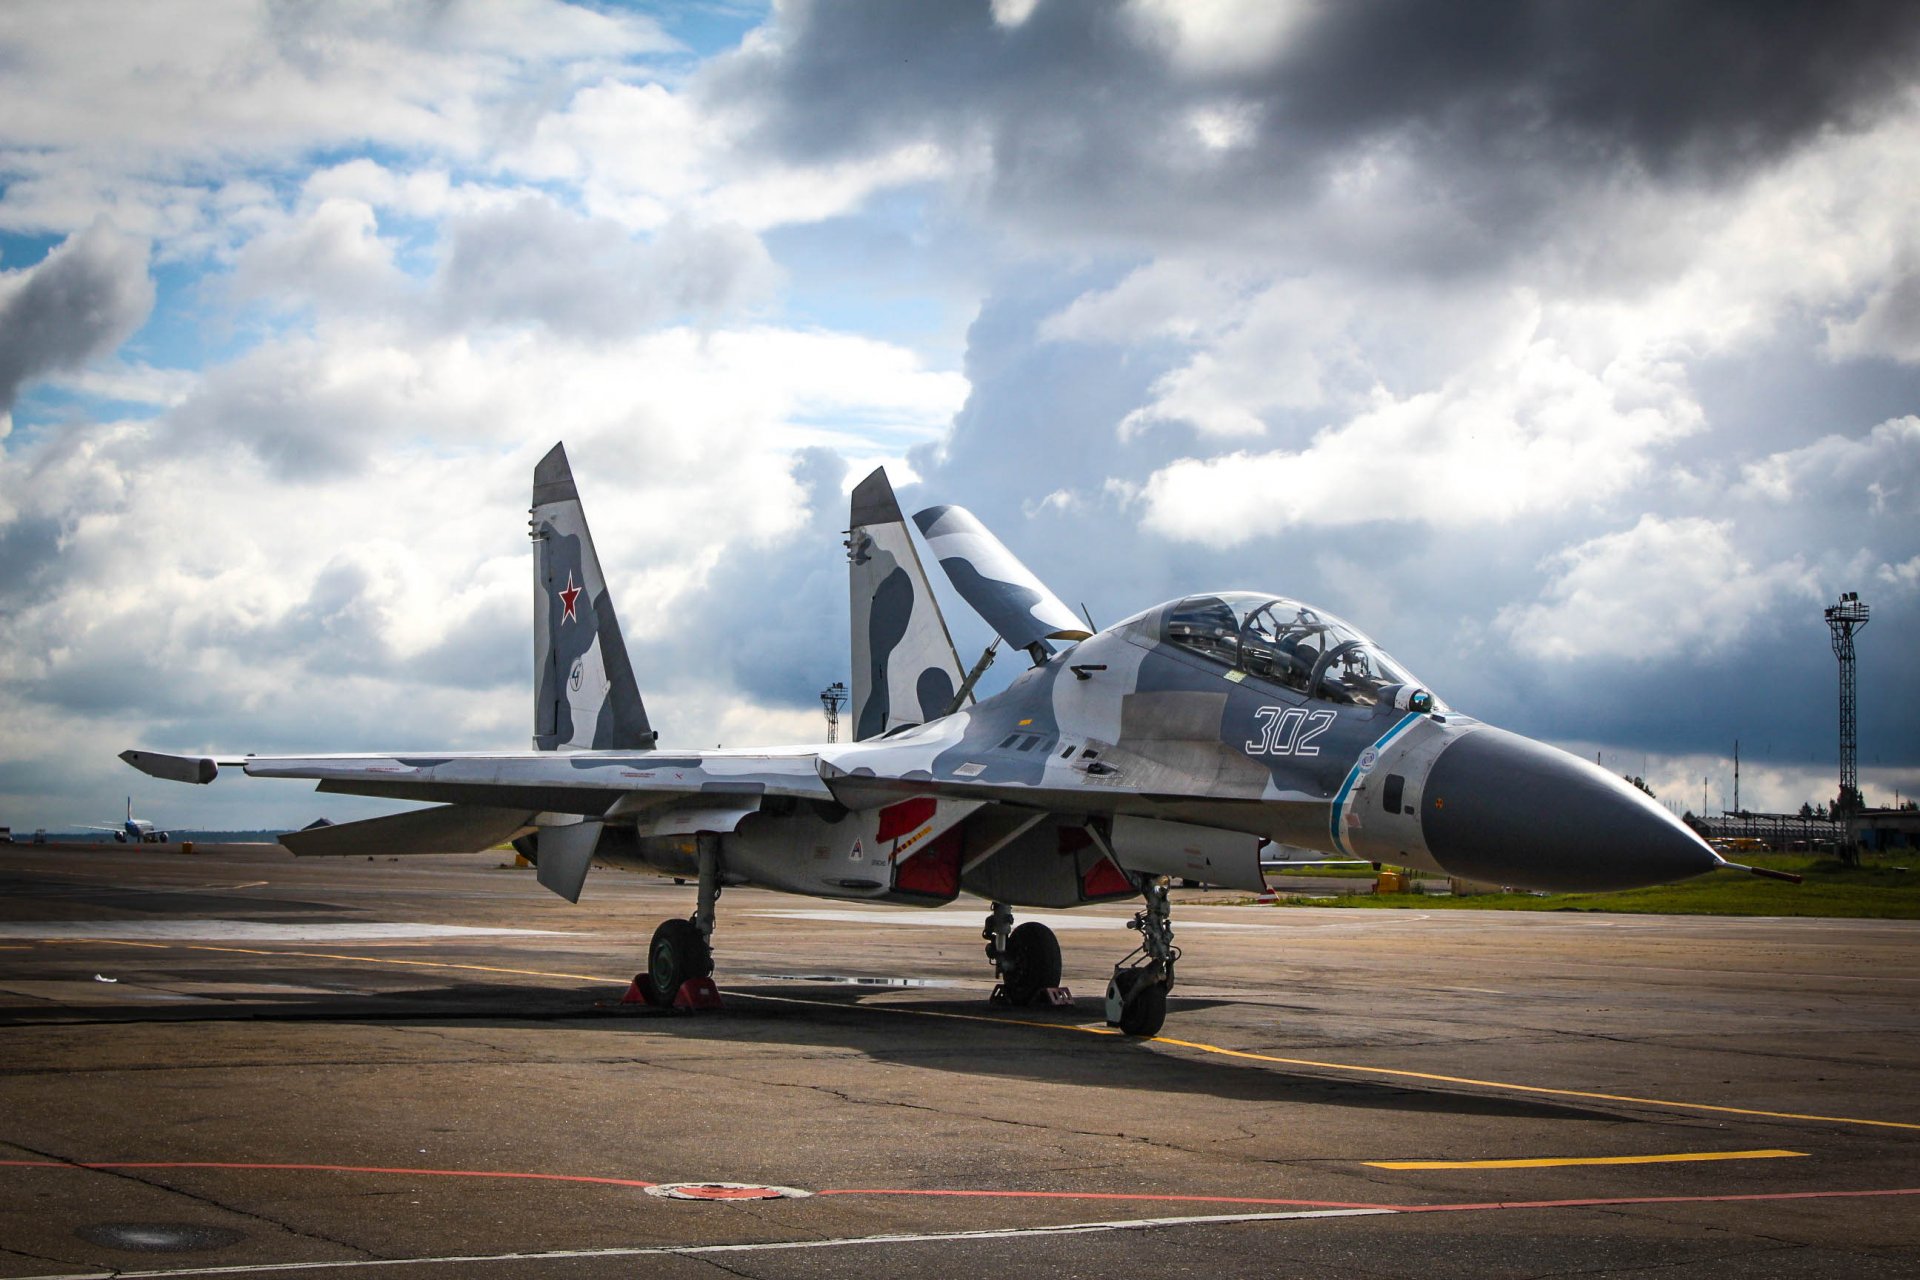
124 443 1780 1037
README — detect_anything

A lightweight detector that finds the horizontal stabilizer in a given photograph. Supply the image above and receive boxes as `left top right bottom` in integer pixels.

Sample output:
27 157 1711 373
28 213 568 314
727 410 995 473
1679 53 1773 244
280 804 535 858
913 504 1089 654
120 750 225 785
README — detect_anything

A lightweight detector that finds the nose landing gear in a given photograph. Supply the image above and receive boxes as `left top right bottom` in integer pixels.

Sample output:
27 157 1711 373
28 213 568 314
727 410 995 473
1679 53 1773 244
1106 877 1177 1037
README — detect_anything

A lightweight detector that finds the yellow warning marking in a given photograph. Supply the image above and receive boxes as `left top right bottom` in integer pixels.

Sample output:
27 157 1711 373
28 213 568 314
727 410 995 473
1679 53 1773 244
1367 1149 1807 1170
1150 1037 1920 1133
117 942 1920 1134
183 944 608 984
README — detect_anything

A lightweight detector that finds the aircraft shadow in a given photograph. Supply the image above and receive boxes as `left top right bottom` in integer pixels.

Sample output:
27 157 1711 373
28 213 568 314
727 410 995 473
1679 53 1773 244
7 977 1637 1125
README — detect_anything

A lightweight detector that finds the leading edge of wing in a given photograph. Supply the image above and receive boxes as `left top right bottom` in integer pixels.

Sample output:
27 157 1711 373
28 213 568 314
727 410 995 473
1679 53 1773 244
123 747 836 811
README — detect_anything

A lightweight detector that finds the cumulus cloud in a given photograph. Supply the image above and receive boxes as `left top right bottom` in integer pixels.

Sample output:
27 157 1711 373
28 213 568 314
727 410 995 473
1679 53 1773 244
432 199 778 336
1828 267 1920 363
1136 320 1701 542
1493 515 1819 662
0 1 675 163
1737 415 1920 510
0 220 154 413
228 198 410 316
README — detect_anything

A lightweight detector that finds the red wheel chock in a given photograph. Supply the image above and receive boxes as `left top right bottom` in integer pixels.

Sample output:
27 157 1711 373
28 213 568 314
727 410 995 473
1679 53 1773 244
672 977 724 1010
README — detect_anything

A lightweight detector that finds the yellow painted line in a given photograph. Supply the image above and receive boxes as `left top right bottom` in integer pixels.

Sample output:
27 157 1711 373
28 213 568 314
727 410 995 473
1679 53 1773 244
114 942 1920 1134
183 944 610 984
1150 1037 1920 1134
1367 1149 1807 1170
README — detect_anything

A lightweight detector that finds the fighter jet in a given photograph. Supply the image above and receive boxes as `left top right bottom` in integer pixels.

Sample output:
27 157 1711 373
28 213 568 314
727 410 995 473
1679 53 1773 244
124 443 1777 1037
80 797 169 844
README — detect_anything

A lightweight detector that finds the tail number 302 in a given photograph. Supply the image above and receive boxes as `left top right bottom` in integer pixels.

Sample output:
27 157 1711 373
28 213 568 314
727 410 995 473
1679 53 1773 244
1246 707 1336 756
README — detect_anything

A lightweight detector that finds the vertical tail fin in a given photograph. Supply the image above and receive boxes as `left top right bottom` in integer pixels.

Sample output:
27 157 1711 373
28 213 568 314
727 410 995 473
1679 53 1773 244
531 443 656 751
847 467 967 740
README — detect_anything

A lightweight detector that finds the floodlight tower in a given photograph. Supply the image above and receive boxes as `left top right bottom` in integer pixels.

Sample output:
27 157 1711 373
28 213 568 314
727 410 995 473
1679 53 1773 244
820 681 848 743
1824 592 1870 814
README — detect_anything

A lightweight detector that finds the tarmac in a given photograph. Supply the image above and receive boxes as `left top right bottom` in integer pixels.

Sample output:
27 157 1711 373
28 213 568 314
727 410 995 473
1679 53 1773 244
1 841 1916 1278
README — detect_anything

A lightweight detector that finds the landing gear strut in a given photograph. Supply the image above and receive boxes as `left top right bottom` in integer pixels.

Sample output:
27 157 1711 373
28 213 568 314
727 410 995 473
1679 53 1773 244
638 835 722 1007
1106 877 1177 1037
983 901 1062 1007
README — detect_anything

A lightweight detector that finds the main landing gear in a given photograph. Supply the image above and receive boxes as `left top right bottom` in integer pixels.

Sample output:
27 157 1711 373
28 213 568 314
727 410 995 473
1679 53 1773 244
1105 877 1178 1037
983 901 1064 1007
637 836 723 1008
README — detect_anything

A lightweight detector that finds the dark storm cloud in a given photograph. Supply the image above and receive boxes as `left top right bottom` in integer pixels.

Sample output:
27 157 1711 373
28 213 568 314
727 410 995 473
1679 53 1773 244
0 220 153 412
712 0 1920 259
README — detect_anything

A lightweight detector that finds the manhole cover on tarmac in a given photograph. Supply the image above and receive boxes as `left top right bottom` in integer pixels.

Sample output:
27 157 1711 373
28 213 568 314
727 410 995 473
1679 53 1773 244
77 1222 247 1253
645 1182 812 1201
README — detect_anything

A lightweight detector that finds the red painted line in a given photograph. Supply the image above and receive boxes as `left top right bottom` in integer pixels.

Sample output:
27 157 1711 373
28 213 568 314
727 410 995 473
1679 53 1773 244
0 1160 654 1188
6 1160 1916 1217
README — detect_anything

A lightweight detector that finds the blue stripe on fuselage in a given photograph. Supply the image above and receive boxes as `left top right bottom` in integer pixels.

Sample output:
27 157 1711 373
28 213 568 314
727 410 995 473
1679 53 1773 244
1329 712 1421 857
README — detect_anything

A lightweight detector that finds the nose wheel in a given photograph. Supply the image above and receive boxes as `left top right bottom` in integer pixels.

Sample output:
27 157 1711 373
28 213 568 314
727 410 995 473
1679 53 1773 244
1105 877 1177 1037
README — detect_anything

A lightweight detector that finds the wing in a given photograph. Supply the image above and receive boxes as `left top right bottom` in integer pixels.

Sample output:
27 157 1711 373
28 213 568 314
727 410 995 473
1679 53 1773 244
121 745 835 903
123 747 832 811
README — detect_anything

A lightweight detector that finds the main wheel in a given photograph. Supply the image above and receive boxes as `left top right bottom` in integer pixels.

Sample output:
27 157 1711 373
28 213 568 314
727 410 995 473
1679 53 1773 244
1113 971 1168 1037
1001 921 1062 1006
645 918 711 1005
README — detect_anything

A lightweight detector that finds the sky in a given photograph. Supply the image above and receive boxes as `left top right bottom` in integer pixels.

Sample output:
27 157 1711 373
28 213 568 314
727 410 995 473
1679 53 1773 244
2 0 1917 832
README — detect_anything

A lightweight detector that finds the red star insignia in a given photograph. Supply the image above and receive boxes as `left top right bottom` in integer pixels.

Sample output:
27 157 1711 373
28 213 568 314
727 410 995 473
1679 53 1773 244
558 571 582 623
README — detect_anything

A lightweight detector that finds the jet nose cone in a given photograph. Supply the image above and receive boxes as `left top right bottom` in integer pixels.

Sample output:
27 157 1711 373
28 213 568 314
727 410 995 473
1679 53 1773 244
1421 727 1718 893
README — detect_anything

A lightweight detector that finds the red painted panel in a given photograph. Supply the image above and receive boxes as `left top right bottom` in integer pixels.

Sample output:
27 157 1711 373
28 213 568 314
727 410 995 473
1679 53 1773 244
894 827 963 900
876 796 938 841
1079 855 1135 900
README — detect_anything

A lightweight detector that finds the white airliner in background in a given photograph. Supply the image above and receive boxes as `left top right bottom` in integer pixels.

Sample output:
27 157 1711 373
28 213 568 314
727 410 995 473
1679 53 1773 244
81 798 170 844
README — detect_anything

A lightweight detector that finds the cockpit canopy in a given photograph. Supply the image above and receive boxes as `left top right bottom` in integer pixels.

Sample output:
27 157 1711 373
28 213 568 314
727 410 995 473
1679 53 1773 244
1136 592 1436 709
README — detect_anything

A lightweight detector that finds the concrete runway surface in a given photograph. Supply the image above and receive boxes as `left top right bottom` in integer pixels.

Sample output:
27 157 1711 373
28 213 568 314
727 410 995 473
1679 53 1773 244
1 843 1916 1278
